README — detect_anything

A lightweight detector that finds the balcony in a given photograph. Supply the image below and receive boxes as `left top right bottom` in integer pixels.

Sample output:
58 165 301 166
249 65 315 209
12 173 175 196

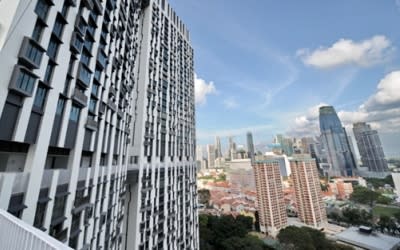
70 32 84 54
108 100 117 111
0 209 72 249
86 117 98 131
18 37 45 69
72 89 88 107
77 63 92 88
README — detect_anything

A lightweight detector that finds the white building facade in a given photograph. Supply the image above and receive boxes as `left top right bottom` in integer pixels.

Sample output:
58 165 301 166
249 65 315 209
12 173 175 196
0 0 198 249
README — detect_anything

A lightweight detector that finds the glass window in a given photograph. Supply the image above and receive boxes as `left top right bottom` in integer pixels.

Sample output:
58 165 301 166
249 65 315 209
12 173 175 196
56 98 65 115
61 1 69 17
89 98 97 113
78 64 92 85
34 0 51 21
25 39 44 66
47 37 59 60
16 69 36 93
33 85 47 110
33 202 47 229
69 105 80 122
32 20 45 42
53 16 64 38
81 51 90 65
91 83 99 96
44 63 55 83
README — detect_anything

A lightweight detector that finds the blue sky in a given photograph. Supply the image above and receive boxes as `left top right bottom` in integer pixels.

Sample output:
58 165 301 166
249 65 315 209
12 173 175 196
169 0 400 156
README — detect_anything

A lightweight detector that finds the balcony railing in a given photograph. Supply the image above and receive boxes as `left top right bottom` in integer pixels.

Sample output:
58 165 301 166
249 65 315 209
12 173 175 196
0 209 71 249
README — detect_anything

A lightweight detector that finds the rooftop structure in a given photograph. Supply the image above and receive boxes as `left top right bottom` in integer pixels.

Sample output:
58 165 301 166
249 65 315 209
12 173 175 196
336 227 400 250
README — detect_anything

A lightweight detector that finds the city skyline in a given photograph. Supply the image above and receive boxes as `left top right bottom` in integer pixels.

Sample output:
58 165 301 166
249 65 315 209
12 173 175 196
168 0 400 156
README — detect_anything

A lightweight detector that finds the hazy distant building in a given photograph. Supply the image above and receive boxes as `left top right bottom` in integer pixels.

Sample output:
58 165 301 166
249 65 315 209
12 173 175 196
247 132 255 164
253 159 287 236
319 106 356 176
215 136 222 158
229 136 237 160
207 144 216 169
290 155 327 228
276 134 293 156
353 122 388 173
226 159 255 189
392 173 400 198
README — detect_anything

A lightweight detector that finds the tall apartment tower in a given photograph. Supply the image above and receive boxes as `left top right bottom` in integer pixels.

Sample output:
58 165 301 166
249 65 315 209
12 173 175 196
353 122 388 173
319 106 356 177
123 0 198 249
0 0 198 249
290 155 327 228
215 136 222 158
253 159 287 236
207 144 215 169
246 131 255 164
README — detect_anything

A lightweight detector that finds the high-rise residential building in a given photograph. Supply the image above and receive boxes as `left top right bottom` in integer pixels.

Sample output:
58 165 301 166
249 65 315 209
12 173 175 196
319 106 357 177
290 155 327 228
207 144 215 169
253 159 287 236
246 131 255 164
353 122 388 173
215 136 222 158
0 0 198 249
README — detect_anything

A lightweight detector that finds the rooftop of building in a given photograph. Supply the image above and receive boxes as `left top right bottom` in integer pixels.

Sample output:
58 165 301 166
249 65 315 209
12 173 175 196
335 227 400 250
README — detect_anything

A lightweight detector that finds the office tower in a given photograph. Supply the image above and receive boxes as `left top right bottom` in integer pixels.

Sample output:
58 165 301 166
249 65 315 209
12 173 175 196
353 122 388 172
319 106 356 177
215 136 222 158
0 0 199 249
246 131 255 164
207 144 215 169
253 159 287 236
290 155 327 228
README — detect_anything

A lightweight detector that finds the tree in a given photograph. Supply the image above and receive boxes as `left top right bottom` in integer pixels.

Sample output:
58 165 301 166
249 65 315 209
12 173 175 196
199 214 265 249
198 189 211 205
378 215 391 233
221 236 273 250
301 227 332 250
377 195 392 205
236 215 254 232
277 226 315 250
350 186 379 207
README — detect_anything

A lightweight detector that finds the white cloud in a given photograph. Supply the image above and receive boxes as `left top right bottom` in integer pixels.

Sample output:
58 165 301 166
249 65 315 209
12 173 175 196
297 35 394 69
223 97 239 109
287 103 327 137
195 74 217 105
288 71 400 137
397 0 400 10
363 71 400 111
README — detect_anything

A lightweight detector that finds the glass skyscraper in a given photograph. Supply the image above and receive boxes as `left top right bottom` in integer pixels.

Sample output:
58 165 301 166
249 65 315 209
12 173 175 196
353 122 388 173
319 106 356 176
